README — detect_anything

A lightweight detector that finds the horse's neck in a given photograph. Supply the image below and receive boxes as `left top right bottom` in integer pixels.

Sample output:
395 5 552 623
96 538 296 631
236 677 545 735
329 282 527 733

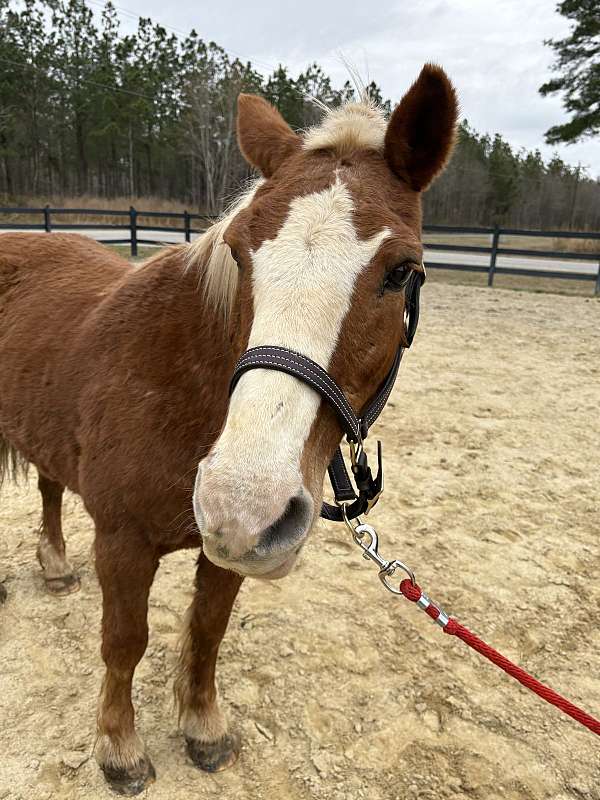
104 245 236 413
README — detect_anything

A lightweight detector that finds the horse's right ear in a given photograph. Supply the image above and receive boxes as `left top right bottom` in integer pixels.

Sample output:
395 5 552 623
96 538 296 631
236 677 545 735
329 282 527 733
237 94 300 178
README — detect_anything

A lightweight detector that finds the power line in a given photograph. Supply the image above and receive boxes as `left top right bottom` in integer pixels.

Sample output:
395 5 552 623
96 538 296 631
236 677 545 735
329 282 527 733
86 0 281 75
1 2 327 111
84 0 354 108
0 55 159 102
4 0 371 113
0 5 592 182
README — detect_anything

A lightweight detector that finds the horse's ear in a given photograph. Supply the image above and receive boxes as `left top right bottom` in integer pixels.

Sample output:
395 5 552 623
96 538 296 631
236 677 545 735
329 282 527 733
237 94 300 178
384 64 458 192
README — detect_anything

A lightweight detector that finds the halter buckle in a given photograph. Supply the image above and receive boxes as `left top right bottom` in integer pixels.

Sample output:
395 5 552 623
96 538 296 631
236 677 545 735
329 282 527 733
348 439 384 516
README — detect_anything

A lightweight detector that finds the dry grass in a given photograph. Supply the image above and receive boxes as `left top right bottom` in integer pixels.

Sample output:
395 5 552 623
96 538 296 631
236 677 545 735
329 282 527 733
112 244 163 260
424 231 600 257
426 266 597 297
424 232 492 248
553 236 600 255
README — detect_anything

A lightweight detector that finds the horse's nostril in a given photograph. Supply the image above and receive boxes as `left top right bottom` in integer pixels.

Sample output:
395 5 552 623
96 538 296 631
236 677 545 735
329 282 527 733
253 491 312 557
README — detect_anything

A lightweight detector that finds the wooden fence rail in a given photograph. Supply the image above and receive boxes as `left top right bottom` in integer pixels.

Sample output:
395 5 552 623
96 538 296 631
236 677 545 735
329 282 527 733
1 206 599 294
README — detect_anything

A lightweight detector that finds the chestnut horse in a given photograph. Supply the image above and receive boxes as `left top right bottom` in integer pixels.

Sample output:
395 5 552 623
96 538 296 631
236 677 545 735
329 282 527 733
0 64 457 794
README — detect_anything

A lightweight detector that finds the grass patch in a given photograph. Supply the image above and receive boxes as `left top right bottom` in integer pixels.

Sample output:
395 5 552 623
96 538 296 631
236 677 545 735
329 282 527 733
110 244 161 261
426 266 597 297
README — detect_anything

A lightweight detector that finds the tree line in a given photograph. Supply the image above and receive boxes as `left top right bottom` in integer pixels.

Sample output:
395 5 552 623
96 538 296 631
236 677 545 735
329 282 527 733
0 0 598 229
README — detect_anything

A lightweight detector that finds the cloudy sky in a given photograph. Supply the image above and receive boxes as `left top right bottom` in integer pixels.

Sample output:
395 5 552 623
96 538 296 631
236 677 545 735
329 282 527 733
110 0 599 175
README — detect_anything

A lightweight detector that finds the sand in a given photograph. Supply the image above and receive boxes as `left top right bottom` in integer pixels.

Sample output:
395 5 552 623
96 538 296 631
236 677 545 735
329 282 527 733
1 282 599 800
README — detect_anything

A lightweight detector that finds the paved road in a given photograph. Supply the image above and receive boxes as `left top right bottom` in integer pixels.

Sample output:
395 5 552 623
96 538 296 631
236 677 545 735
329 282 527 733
1 227 598 278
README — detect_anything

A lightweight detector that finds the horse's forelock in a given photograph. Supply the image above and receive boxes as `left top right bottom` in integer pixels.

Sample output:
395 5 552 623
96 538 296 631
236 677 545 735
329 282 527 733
302 96 388 157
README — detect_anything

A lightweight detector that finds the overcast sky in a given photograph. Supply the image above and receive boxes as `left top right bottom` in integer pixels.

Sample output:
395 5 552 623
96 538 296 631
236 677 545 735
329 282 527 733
110 0 600 175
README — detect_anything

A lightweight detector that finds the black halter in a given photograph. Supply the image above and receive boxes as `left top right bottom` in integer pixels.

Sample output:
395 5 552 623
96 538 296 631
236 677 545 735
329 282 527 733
229 268 425 522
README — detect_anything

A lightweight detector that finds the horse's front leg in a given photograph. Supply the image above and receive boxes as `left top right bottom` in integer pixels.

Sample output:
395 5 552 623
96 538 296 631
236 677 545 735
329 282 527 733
94 525 159 796
175 552 243 772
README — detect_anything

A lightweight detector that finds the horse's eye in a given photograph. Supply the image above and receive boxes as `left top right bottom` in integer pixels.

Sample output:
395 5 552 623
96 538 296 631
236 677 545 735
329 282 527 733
383 262 415 293
230 248 242 268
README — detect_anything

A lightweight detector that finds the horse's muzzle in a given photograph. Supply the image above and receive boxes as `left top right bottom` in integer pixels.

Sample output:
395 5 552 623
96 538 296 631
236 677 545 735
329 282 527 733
193 465 314 578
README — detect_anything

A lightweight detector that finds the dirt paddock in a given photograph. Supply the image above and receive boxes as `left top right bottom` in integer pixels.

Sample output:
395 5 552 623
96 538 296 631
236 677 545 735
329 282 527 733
1 282 599 800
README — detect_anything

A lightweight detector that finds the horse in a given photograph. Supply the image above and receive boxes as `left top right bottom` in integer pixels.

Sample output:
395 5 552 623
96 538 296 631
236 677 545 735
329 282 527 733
0 64 458 794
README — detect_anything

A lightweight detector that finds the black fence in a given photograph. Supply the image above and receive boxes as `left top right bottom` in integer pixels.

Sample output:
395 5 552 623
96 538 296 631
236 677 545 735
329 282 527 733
1 206 599 294
424 223 600 294
0 205 212 256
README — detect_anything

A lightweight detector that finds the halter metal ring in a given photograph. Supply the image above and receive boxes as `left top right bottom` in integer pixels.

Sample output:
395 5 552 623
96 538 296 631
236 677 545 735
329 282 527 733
338 500 363 536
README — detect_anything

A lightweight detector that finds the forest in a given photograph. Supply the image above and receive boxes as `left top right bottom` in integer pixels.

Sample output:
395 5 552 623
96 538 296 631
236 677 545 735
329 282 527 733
1 0 599 230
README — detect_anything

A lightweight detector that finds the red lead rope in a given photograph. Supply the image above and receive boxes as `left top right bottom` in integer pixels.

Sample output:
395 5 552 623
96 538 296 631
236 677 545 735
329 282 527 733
398 578 600 737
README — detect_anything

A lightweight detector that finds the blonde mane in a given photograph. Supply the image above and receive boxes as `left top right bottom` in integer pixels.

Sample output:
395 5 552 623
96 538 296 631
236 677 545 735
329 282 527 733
185 180 262 316
186 95 387 316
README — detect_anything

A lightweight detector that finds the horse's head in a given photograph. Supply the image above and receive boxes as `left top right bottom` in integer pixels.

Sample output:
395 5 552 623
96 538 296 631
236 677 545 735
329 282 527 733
193 64 458 579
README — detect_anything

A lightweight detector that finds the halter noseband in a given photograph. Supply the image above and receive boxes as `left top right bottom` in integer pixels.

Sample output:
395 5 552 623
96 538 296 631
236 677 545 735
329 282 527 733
229 268 425 522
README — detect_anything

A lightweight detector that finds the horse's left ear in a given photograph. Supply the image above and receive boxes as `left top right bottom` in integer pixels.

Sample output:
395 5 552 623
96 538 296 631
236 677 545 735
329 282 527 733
384 64 458 192
237 94 300 178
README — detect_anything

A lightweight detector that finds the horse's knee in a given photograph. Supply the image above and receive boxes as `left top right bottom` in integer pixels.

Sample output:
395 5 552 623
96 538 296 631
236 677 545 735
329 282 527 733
100 628 148 673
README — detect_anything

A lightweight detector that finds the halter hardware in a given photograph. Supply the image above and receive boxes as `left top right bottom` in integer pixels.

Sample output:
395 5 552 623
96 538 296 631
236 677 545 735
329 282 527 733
349 438 384 515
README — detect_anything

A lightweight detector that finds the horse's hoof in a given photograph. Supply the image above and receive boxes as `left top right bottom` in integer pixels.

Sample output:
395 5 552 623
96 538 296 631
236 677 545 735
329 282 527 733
0 583 7 604
186 733 240 772
101 757 156 796
45 573 81 596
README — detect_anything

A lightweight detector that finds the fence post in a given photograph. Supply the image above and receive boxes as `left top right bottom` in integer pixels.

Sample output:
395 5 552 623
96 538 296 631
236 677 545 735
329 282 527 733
183 210 191 243
487 225 500 287
43 205 52 233
129 205 138 257
595 262 600 296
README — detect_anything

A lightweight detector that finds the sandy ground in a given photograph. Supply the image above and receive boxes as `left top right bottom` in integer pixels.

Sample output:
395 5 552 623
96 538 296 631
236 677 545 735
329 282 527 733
0 282 599 800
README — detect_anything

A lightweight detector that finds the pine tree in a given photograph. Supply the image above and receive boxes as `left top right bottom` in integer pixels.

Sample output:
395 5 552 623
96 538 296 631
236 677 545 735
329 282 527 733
540 0 600 143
